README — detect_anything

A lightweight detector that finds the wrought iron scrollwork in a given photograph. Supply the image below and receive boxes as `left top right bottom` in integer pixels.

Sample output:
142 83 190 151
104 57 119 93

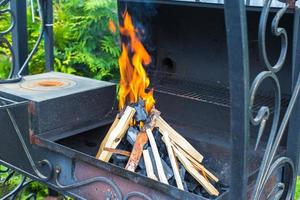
0 0 46 83
0 0 15 80
251 1 299 199
123 192 153 200
54 166 153 200
0 167 37 200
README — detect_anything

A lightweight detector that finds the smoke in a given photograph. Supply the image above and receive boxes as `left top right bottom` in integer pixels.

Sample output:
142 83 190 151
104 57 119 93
118 1 158 70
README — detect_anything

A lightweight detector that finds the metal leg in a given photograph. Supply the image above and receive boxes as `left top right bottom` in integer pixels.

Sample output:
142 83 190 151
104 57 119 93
224 0 250 199
10 0 28 76
287 8 300 198
43 0 54 72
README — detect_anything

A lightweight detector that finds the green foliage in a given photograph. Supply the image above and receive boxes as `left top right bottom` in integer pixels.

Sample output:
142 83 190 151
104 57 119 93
0 55 11 79
0 5 13 80
0 0 120 80
295 177 300 200
0 166 49 199
53 0 120 80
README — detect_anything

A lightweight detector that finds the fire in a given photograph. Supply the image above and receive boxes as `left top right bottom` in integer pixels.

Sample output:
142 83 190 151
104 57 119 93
118 12 155 112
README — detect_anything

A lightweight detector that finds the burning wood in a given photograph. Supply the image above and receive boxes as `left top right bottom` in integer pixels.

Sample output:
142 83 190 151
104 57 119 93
96 106 135 162
125 131 148 172
163 131 184 190
103 147 131 157
146 128 169 184
97 105 220 196
96 11 220 197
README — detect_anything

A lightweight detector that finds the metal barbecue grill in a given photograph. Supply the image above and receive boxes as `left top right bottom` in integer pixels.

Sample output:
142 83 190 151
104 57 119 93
1 0 300 199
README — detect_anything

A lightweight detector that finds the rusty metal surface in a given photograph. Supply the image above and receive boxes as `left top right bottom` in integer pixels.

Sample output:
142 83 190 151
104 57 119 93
74 161 170 200
36 134 229 200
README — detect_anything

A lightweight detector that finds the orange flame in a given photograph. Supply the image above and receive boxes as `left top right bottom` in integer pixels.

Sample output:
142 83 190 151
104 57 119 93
118 12 155 112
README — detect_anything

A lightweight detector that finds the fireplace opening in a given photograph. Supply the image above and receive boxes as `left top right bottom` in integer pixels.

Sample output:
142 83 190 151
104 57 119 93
53 83 287 197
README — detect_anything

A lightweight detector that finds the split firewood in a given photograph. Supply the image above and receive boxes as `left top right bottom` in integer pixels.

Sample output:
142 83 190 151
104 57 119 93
173 147 219 196
97 106 136 162
172 141 219 183
103 147 131 157
156 116 204 163
96 114 120 159
146 129 169 185
125 132 148 172
143 149 158 181
162 131 184 190
125 108 161 172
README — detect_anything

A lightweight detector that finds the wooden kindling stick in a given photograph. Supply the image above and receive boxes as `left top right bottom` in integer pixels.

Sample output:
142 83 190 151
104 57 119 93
173 147 219 196
125 132 148 172
146 128 169 185
125 108 161 172
171 141 219 183
103 147 131 157
97 106 136 162
162 130 184 190
96 114 120 159
156 116 204 163
143 149 158 181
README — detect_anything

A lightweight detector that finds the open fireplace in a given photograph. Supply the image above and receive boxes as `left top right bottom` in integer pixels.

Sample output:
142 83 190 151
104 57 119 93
1 0 300 200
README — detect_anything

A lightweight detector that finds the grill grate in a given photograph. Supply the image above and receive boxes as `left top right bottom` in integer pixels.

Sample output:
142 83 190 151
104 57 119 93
150 71 290 113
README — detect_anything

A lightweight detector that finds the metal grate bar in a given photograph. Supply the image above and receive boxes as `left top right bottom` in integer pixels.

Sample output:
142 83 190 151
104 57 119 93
150 71 290 113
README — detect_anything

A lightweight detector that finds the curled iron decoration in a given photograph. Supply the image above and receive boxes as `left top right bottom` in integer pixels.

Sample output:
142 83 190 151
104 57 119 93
0 168 37 200
0 0 46 83
54 166 123 200
258 0 288 72
0 0 15 79
251 1 299 199
123 192 153 200
55 166 153 200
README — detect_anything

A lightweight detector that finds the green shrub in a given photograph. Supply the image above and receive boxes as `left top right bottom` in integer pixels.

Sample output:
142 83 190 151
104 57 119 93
0 0 120 81
53 0 120 80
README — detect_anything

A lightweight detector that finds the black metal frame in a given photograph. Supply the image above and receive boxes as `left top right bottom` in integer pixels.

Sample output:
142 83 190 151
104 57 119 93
1 0 300 199
0 0 54 83
225 0 300 199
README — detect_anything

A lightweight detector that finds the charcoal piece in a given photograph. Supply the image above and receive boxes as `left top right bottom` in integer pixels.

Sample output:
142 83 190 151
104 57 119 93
153 128 160 139
126 126 139 145
164 156 171 167
179 164 186 180
186 173 198 192
133 99 148 122
152 131 167 158
179 165 188 191
194 186 202 195
143 142 149 150
147 147 158 174
183 181 188 192
112 154 128 162
136 168 147 177
138 155 145 169
168 177 176 187
111 154 128 168
161 159 173 180
147 147 173 180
